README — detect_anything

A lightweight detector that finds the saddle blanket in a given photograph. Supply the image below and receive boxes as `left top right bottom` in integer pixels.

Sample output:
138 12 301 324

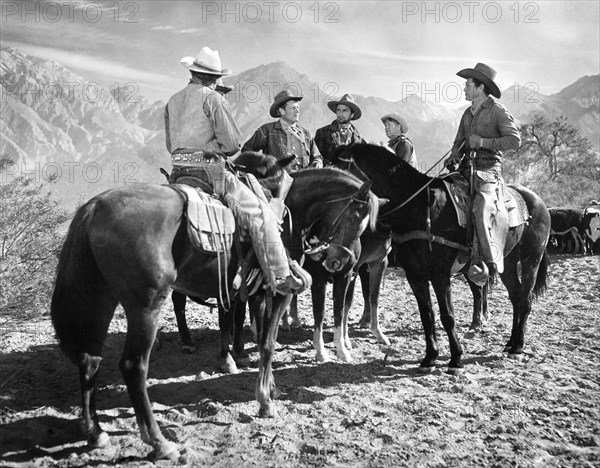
442 174 530 229
175 185 236 254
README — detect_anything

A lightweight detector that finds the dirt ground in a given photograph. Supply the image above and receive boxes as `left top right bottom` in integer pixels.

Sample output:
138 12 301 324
1 254 599 467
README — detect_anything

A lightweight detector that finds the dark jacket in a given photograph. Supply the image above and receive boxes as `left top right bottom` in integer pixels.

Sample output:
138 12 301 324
314 120 364 165
242 120 322 171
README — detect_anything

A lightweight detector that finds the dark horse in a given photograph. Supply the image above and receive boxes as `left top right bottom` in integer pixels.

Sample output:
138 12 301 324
287 229 392 363
331 143 550 372
50 158 381 459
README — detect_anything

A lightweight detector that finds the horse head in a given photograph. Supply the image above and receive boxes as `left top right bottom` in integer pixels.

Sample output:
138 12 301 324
288 168 387 273
233 151 295 198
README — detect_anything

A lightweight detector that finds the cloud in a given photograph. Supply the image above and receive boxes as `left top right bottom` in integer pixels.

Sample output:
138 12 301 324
173 28 204 34
151 25 175 31
4 42 173 85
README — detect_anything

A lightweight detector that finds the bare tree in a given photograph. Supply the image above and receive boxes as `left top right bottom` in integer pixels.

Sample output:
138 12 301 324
513 114 594 181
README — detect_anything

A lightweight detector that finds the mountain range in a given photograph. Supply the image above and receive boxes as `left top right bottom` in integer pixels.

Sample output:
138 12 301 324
1 47 598 207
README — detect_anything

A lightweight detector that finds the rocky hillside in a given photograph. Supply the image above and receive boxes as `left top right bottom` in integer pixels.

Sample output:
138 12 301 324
1 47 598 207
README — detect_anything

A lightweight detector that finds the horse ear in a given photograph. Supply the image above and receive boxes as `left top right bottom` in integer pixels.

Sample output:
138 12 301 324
278 155 296 169
357 180 372 198
378 197 389 208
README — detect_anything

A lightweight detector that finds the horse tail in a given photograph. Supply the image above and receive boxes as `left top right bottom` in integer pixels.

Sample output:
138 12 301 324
532 250 549 299
51 199 105 363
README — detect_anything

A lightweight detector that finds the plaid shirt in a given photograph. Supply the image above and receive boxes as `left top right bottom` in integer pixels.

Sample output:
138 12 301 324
314 120 364 165
242 120 322 171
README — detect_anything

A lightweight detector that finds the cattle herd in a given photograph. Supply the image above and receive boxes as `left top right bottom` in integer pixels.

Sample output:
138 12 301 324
548 201 600 254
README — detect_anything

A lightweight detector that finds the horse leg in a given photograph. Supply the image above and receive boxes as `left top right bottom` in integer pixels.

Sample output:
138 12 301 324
232 300 250 366
333 273 353 362
119 299 178 460
281 295 300 331
407 277 439 371
499 249 522 354
218 305 239 374
367 259 390 345
306 265 330 363
172 292 196 353
503 250 544 357
357 264 371 328
343 274 358 350
255 294 292 418
431 276 463 373
75 297 118 449
465 276 484 336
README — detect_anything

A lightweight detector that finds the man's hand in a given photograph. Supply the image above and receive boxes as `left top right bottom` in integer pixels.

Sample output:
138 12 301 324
444 152 462 170
309 160 323 169
468 134 483 149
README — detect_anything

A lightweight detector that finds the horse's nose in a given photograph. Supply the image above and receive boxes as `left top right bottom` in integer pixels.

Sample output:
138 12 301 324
329 259 341 271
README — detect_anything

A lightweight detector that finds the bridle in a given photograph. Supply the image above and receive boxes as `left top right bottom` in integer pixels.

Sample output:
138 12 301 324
302 187 369 265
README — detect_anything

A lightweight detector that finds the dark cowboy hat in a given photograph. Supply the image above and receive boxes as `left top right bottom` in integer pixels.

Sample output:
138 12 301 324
326 93 362 120
456 62 501 99
381 113 408 133
269 89 303 118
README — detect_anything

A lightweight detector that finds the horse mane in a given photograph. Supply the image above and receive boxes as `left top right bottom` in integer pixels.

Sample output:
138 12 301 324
233 151 287 196
292 167 381 231
336 143 434 186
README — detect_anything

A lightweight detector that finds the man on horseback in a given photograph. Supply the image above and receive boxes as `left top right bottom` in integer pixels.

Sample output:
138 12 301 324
445 63 521 281
381 113 418 169
315 93 365 165
242 89 323 172
165 47 310 296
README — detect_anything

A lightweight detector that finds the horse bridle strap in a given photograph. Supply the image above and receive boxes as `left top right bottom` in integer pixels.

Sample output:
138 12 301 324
391 230 470 252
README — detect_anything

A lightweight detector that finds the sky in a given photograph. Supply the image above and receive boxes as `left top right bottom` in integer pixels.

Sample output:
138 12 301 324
1 0 599 106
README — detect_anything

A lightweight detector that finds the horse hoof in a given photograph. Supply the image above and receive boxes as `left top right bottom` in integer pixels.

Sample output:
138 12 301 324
446 367 464 375
358 319 369 328
153 441 180 461
315 351 330 363
507 353 524 361
180 344 197 354
219 356 240 374
464 330 477 340
336 351 353 363
258 404 277 418
417 365 435 374
88 431 110 448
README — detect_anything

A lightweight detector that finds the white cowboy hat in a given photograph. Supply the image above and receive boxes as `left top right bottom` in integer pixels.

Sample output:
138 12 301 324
381 113 408 133
181 47 232 76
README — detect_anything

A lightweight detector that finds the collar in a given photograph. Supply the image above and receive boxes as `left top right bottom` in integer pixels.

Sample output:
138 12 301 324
470 95 493 114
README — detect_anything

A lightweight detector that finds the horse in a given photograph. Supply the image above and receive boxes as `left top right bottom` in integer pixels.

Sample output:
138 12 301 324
171 156 386 365
285 228 392 362
50 155 382 459
331 143 550 372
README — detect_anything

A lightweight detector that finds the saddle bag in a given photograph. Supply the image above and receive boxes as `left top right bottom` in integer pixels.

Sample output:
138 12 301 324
175 185 236 255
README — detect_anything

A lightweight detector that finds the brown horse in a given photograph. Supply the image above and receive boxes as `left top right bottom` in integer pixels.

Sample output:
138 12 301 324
331 143 550 372
50 158 382 459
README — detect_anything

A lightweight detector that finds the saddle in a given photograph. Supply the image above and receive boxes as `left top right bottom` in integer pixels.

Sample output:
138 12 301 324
170 184 236 255
442 173 530 229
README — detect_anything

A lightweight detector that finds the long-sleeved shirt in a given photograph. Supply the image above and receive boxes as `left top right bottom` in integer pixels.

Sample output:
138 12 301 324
314 120 364 165
242 120 322 171
165 80 241 156
452 96 520 169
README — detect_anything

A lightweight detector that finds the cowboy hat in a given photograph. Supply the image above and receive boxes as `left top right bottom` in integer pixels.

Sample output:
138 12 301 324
327 93 362 120
181 47 232 76
456 62 501 98
215 77 233 95
270 89 303 118
381 113 408 133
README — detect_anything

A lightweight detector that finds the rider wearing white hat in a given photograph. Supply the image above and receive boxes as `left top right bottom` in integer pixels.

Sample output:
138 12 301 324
165 47 309 296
